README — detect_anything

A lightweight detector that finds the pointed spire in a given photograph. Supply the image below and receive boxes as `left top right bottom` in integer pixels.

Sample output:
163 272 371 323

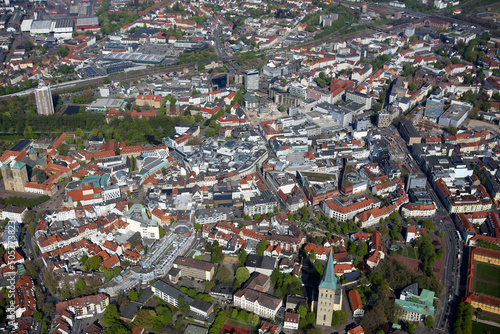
319 248 337 290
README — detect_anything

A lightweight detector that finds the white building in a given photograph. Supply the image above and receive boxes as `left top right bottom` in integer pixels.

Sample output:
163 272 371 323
233 288 282 320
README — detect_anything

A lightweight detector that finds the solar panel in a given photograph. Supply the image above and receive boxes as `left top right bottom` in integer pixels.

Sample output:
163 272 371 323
83 66 98 77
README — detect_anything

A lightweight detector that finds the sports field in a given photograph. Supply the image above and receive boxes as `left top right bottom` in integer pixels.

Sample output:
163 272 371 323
477 263 500 283
472 321 500 334
476 281 500 299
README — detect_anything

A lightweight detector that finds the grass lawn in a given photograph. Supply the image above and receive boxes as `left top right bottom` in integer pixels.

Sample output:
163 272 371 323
472 321 500 334
225 318 257 330
407 247 417 259
476 281 500 299
477 263 500 283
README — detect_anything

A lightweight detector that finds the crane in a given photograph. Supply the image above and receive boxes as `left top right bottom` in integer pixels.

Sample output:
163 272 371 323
414 103 451 130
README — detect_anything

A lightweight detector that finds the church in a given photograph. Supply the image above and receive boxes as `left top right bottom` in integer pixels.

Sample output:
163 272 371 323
315 249 343 326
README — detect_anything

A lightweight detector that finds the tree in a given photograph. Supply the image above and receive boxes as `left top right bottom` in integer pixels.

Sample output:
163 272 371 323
356 240 369 257
306 327 323 334
373 103 382 112
85 255 102 271
297 305 308 318
58 46 70 58
425 316 434 328
331 310 347 327
239 250 248 265
22 209 36 225
134 309 156 328
405 322 416 333
216 265 232 283
198 63 205 71
178 296 191 316
129 290 138 301
194 223 202 232
408 83 418 91
235 267 250 283
202 280 215 292
448 126 458 135
75 279 86 291
422 219 435 230
255 240 267 255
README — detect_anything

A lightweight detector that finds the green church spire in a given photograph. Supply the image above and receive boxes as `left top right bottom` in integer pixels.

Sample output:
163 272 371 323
319 248 337 290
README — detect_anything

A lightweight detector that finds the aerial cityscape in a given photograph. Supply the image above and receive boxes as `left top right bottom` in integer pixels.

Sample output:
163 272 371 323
0 0 499 333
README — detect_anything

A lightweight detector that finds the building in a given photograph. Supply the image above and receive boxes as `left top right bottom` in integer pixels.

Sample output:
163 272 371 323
321 198 376 222
0 205 27 223
316 249 342 325
348 289 364 317
347 326 365 334
395 283 435 322
233 288 282 320
35 83 55 115
314 102 353 128
244 190 278 216
122 204 160 239
1 161 28 192
173 256 215 281
438 101 472 128
152 280 214 318
246 254 277 276
399 119 422 146
464 247 500 315
377 110 391 127
283 312 300 329
136 94 163 109
245 69 259 91
55 294 109 319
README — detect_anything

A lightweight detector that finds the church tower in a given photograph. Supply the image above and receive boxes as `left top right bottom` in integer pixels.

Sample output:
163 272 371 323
316 249 342 326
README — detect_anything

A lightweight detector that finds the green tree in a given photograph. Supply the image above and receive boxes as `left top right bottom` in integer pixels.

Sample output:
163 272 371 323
198 63 205 71
331 310 347 326
255 240 267 255
235 267 250 283
356 240 369 257
129 290 138 301
194 223 202 232
448 126 458 135
75 279 86 291
408 83 418 91
306 327 322 334
58 46 70 58
134 309 156 328
85 255 102 271
425 316 434 328
239 249 248 265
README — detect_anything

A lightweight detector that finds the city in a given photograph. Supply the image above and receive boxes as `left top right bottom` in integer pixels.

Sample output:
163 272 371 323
0 0 499 333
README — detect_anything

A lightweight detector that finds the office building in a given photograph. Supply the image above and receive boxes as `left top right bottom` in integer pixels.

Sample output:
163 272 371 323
245 69 259 91
35 83 55 115
173 256 215 281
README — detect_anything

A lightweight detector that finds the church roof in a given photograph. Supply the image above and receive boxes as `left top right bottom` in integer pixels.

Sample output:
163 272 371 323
11 161 25 170
319 248 337 290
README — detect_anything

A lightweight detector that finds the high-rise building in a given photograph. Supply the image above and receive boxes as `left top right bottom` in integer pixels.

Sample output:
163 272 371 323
35 84 55 115
245 69 259 91
316 249 342 325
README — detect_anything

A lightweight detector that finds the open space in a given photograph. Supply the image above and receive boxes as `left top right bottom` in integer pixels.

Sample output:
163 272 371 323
477 263 500 283
407 246 417 259
476 281 500 299
472 321 500 334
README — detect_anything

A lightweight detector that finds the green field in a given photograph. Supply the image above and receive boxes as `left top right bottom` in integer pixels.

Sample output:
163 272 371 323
476 281 500 299
472 321 500 334
407 247 417 259
477 263 500 283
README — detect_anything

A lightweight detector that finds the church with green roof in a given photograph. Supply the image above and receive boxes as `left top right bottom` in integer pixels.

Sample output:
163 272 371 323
315 249 343 326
